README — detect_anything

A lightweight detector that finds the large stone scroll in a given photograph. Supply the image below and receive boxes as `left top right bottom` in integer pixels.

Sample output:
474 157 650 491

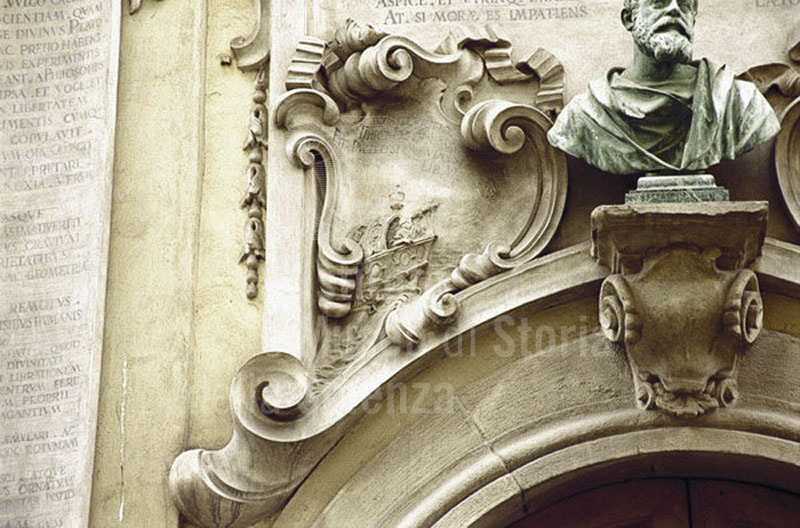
0 1 120 526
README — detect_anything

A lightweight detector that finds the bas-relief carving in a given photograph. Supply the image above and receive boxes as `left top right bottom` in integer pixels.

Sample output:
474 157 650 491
314 196 439 390
170 18 568 527
240 67 268 299
234 0 272 298
275 20 568 356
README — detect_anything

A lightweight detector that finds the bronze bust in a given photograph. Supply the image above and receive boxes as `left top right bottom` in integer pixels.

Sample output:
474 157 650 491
547 0 781 175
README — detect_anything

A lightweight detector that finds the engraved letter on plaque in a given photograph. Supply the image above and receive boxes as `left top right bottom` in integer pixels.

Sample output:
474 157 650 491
0 1 121 526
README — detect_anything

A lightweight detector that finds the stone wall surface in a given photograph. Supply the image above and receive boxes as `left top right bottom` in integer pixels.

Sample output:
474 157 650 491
0 1 120 526
0 0 791 527
87 1 269 527
87 2 206 527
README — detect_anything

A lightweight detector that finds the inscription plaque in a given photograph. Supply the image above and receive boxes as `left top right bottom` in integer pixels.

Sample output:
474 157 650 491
0 1 120 526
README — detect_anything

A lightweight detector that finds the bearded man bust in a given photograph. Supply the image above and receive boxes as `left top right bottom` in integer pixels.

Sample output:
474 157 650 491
547 0 780 175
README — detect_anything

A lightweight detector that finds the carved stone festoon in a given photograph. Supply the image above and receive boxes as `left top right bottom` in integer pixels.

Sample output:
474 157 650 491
592 202 768 418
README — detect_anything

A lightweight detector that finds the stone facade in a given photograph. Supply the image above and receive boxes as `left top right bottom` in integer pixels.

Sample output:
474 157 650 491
1 1 799 528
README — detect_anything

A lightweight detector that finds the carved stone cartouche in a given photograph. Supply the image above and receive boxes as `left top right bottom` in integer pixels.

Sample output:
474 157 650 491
593 202 767 418
170 20 569 528
737 27 800 236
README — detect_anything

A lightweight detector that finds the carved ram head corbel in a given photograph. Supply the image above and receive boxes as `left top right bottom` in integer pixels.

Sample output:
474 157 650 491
599 252 763 418
592 202 768 418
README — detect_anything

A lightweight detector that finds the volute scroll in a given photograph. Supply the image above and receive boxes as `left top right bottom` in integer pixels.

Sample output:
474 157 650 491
171 18 570 528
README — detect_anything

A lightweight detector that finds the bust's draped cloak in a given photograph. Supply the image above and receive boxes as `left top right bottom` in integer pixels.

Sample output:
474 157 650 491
547 58 781 175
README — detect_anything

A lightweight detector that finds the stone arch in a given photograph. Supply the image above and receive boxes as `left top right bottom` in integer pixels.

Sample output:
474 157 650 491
275 325 800 528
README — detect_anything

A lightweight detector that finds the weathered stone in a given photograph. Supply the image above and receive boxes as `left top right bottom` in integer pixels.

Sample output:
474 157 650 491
592 202 768 417
51 1 800 527
0 2 120 527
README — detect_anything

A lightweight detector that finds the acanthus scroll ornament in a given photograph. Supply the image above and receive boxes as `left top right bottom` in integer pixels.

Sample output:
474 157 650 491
323 20 564 120
274 23 566 322
290 134 364 318
274 88 365 318
230 0 271 70
171 19 569 528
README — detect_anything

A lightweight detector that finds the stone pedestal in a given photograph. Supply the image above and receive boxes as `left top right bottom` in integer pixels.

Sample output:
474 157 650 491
625 174 730 204
592 202 767 418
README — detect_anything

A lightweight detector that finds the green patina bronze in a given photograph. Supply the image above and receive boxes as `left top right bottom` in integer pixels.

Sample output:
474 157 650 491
547 0 780 176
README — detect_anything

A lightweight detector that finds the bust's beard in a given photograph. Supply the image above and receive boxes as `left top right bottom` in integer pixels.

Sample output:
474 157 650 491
633 21 693 64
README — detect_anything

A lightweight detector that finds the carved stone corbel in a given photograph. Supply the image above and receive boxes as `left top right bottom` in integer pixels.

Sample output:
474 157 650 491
592 202 768 418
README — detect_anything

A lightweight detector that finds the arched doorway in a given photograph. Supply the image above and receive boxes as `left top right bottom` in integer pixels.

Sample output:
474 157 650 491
271 324 800 528
510 479 800 528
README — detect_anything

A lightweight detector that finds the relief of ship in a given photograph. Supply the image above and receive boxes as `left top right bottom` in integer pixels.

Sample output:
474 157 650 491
349 191 438 315
312 193 438 394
